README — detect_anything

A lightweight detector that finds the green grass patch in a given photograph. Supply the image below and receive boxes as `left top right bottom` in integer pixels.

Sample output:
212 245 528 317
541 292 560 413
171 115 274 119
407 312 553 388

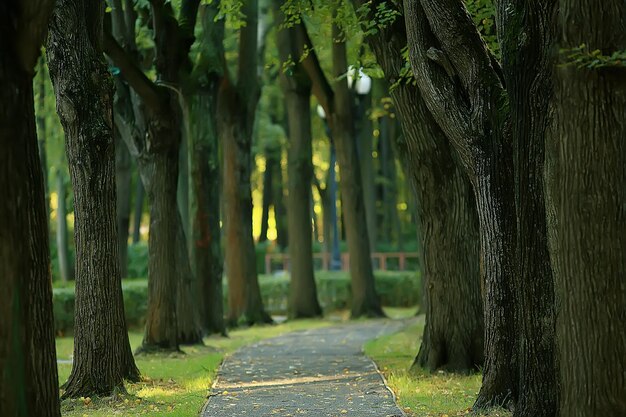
364 320 512 417
57 318 334 417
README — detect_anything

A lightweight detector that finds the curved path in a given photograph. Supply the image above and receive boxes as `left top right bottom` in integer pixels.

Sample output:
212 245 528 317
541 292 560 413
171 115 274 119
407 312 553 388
202 320 406 417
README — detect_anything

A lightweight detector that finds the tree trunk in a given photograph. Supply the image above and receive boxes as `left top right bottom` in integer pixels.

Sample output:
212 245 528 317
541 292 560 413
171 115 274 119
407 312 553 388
259 153 273 243
379 115 400 244
1 13 60 413
177 127 190 242
273 150 288 249
132 177 144 243
356 93 377 251
403 0 519 407
220 100 272 325
285 91 320 315
547 2 626 416
175 209 203 344
359 3 483 372
140 139 181 350
115 131 132 278
36 57 50 218
55 169 72 282
498 2 558 416
189 89 225 335
330 23 383 318
47 0 140 397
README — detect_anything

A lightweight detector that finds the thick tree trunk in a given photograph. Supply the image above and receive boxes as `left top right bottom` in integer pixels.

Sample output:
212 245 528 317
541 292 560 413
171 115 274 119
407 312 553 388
330 24 383 318
115 132 132 278
177 129 190 242
221 104 272 325
55 170 72 282
1 19 60 413
140 138 181 351
47 0 140 396
284 88 322 318
379 116 400 244
403 0 519 407
498 2 558 416
547 3 626 416
360 5 483 372
175 209 203 344
189 89 225 335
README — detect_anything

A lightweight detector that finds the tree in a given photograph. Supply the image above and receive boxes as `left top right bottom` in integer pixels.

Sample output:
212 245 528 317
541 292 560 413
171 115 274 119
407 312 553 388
115 131 132 278
105 0 204 349
547 2 626 416
187 3 226 335
219 0 273 325
0 1 60 415
403 0 557 413
274 0 323 319
353 0 483 372
282 6 384 317
47 0 140 396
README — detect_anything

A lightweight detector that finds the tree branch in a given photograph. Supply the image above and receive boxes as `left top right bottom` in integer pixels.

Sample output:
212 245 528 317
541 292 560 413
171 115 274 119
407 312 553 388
294 21 334 117
103 31 163 109
403 0 475 172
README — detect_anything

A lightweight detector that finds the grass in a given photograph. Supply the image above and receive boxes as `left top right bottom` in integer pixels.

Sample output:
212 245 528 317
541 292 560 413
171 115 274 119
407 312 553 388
56 318 335 417
364 319 512 417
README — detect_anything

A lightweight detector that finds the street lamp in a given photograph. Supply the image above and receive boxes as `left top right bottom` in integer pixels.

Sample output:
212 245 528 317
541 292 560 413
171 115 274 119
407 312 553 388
316 104 342 271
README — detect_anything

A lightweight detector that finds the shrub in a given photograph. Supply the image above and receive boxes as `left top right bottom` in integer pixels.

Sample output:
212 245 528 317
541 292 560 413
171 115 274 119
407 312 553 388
52 271 420 334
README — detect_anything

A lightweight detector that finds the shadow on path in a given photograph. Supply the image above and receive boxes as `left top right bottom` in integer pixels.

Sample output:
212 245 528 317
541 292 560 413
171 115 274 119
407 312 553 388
202 320 407 417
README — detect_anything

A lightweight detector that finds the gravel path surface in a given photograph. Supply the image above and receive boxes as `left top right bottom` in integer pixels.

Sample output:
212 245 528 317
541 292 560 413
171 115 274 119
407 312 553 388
201 320 406 417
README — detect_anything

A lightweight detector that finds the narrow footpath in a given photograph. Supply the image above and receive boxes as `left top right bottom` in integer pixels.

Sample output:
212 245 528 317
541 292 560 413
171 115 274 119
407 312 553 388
202 321 406 417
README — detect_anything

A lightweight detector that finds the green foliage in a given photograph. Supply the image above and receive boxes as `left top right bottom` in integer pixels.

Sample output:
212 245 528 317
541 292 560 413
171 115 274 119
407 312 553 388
52 271 420 333
465 0 499 57
562 44 626 69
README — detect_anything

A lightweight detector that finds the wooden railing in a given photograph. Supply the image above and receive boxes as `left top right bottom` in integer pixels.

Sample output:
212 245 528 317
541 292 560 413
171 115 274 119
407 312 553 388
264 252 420 274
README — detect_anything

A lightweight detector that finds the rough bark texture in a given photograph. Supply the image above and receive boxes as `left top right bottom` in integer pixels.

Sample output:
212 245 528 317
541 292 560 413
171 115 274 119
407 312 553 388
115 132 132 277
36 57 50 218
403 0 519 407
1 3 60 413
187 4 225 335
274 2 322 318
498 2 559 416
47 0 140 396
357 0 483 372
105 0 203 351
189 89 225 335
219 0 272 326
330 23 384 318
547 2 626 416
284 89 322 318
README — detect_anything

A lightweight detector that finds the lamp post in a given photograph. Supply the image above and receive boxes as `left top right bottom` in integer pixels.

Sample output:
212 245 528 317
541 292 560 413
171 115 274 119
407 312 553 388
316 105 342 271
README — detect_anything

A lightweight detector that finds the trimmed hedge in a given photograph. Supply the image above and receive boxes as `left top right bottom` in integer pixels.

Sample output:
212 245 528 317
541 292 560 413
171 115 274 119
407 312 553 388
52 270 420 334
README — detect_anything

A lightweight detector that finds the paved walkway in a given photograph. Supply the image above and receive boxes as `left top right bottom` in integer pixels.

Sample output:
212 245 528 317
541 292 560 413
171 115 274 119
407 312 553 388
202 320 406 417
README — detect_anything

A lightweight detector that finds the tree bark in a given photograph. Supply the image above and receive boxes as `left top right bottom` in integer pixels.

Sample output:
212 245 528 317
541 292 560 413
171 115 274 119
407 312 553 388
187 3 226 336
273 150 288 249
274 1 322 318
115 131 132 277
357 0 483 372
356 93 377 251
47 0 140 396
219 0 272 326
498 2 559 416
330 23 384 318
403 0 519 407
547 2 626 416
1 4 60 413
